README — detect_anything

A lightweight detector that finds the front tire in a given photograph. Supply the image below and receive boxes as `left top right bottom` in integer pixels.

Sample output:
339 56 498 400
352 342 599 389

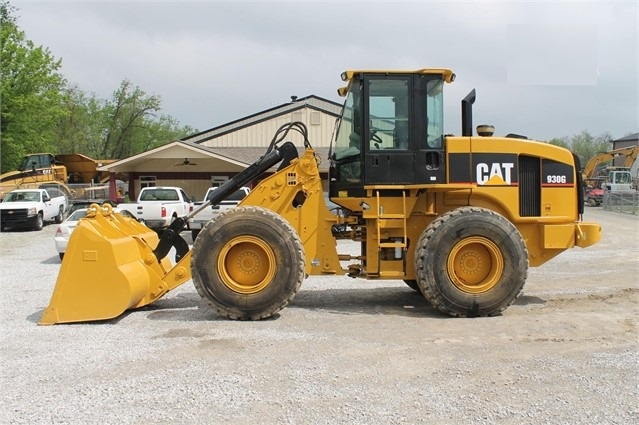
191 206 305 320
33 213 44 231
414 207 528 317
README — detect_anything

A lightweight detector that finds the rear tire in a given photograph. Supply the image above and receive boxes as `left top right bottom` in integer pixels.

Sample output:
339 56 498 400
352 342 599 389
191 206 305 320
414 207 528 317
403 279 420 292
54 206 64 224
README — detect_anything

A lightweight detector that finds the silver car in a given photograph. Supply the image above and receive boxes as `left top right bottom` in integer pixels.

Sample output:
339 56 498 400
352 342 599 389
54 208 136 260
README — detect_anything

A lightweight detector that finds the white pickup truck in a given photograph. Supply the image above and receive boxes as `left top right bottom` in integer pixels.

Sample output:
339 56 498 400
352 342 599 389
117 186 193 231
189 186 250 240
0 188 67 231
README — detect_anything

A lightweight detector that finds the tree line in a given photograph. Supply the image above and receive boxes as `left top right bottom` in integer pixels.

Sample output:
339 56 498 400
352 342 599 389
0 2 624 175
0 2 196 173
547 131 614 169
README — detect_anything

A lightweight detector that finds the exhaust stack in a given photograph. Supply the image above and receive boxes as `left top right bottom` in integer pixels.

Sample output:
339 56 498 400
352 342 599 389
461 89 476 137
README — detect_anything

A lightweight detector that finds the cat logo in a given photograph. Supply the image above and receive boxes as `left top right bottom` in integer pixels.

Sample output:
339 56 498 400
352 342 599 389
447 153 518 185
476 162 515 185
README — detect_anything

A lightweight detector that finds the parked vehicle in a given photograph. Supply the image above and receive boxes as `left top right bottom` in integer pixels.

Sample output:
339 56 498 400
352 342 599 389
0 188 67 231
67 199 117 216
189 186 250 240
117 186 193 231
603 168 633 191
583 181 605 207
54 207 136 260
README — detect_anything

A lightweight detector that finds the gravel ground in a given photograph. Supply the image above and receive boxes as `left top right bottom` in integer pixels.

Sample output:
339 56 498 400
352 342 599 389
1 208 637 424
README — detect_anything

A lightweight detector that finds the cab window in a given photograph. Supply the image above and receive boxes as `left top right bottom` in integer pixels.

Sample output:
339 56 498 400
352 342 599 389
367 78 409 151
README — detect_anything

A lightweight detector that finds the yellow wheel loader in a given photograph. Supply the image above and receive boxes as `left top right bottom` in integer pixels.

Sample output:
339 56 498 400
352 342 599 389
39 69 601 325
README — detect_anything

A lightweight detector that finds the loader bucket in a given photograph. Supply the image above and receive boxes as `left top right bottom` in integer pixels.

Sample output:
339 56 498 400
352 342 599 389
39 203 186 325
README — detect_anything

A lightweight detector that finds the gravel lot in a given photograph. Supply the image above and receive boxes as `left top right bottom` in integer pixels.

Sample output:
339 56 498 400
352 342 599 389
1 208 637 424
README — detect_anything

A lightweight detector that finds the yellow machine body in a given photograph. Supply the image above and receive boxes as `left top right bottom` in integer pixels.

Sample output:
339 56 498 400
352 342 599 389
39 68 602 324
39 143 600 324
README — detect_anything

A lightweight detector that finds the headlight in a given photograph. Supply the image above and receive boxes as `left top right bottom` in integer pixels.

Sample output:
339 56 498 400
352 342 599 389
27 207 37 215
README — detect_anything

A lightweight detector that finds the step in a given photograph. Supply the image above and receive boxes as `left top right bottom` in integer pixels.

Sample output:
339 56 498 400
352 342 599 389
378 213 405 219
378 270 406 278
379 242 406 249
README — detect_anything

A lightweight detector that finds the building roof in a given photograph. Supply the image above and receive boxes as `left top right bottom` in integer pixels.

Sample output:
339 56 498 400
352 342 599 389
184 95 342 145
98 140 331 173
612 133 638 143
98 94 338 173
97 140 245 173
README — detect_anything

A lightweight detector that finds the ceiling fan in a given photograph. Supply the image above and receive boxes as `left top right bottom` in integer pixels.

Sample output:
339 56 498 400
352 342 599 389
174 158 197 166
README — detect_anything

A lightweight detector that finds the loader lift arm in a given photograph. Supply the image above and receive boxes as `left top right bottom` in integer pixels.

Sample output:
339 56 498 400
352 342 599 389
152 124 305 262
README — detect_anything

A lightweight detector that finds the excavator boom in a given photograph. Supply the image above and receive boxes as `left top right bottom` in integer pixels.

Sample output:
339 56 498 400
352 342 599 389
582 145 638 180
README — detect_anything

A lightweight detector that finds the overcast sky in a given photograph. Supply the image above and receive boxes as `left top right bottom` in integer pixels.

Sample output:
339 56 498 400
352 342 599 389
15 1 639 142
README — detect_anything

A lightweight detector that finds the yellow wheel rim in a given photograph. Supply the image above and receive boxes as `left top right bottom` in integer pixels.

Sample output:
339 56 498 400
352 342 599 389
217 236 276 294
447 236 504 294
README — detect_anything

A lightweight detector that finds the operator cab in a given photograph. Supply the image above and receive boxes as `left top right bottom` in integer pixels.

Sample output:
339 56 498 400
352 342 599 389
329 69 455 197
18 153 55 172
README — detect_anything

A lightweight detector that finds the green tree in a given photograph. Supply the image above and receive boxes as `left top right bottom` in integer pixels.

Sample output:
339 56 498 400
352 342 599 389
100 80 162 158
97 79 195 159
547 137 570 150
55 84 105 156
569 130 612 166
55 81 195 160
547 131 613 167
0 1 67 172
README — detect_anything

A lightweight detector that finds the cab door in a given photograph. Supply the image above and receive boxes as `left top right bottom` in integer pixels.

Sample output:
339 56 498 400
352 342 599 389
363 75 415 185
362 74 446 185
414 75 446 185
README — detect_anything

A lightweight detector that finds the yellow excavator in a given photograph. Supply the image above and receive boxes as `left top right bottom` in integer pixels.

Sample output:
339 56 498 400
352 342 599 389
581 146 638 205
581 145 638 181
40 69 601 325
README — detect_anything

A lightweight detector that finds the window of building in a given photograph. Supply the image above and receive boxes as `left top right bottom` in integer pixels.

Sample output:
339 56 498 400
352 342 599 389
140 176 156 188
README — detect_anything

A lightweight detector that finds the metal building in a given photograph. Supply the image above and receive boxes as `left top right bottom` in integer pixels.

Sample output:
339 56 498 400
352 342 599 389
99 95 342 201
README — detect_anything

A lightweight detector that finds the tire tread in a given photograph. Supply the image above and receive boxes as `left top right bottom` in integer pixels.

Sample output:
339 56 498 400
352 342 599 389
415 207 528 317
192 206 305 320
